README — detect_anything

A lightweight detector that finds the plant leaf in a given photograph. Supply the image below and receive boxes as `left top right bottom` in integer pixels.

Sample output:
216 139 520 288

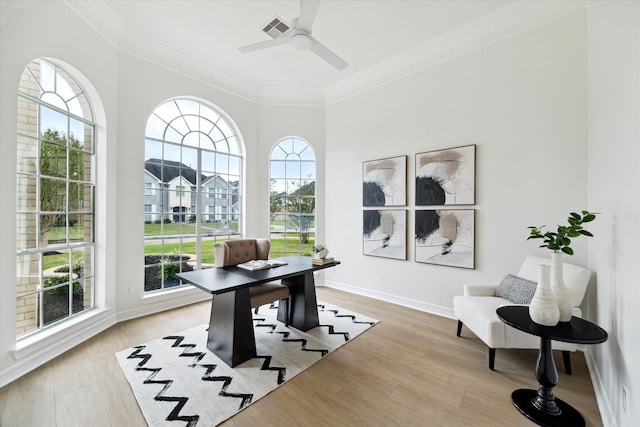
562 247 574 255
579 230 594 237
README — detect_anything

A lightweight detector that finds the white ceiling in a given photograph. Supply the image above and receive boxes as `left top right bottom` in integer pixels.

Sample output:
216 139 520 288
62 0 582 104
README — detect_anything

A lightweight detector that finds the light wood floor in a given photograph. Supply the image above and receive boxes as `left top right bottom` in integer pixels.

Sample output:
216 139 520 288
0 287 603 426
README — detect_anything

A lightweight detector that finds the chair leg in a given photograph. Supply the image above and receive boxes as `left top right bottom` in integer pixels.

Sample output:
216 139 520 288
489 348 496 371
456 320 463 337
562 350 572 375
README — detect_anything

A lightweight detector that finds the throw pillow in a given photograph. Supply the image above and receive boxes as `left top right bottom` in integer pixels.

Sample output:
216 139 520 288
495 274 537 304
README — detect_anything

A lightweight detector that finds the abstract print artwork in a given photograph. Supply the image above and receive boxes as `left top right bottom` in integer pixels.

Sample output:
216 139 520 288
415 209 474 269
363 210 406 260
363 156 407 206
415 145 475 205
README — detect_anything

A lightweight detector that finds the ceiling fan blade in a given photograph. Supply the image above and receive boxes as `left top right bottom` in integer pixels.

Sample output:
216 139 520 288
239 37 290 53
309 38 348 71
297 0 320 33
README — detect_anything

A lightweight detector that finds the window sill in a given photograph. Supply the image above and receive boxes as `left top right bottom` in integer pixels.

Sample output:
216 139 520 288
12 307 112 361
140 284 206 305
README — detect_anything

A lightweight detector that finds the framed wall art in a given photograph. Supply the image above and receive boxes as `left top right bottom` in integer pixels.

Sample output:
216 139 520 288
414 209 475 269
363 155 407 207
363 210 407 260
415 145 475 206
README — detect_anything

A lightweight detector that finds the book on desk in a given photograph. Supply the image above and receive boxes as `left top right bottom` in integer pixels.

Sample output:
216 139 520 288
237 259 288 271
312 257 335 266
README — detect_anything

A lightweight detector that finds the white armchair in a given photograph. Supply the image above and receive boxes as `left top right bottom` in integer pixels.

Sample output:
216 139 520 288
452 256 591 373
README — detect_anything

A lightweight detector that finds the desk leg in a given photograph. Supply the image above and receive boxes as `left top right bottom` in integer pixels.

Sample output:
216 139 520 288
208 288 256 367
281 271 319 331
511 337 585 427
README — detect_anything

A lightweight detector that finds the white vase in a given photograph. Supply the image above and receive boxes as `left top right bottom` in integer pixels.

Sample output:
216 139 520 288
314 248 329 259
529 265 560 326
551 252 573 322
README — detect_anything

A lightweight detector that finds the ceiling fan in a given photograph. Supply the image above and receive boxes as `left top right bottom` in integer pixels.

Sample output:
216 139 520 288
238 0 348 71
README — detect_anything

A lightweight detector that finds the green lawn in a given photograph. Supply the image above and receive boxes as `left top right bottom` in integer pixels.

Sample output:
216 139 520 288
47 225 87 243
143 235 315 262
144 221 239 236
43 252 69 270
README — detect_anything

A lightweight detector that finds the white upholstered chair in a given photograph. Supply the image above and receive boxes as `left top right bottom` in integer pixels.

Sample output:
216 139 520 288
452 255 591 373
214 238 290 325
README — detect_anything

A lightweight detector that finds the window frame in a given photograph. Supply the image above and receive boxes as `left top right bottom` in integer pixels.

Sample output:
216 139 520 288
144 98 244 293
269 137 316 257
15 58 97 339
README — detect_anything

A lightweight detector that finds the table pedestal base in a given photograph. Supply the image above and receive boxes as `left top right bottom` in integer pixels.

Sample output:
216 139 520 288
512 389 585 427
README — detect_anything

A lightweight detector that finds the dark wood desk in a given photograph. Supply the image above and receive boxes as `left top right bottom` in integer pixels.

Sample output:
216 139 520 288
496 306 608 427
176 256 340 367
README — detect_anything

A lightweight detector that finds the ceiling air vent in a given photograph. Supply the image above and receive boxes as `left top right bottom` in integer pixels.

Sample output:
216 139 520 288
262 16 290 39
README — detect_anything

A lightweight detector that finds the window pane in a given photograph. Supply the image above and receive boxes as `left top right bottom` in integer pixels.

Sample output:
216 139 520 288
228 156 241 176
210 126 225 143
299 145 315 161
69 183 93 212
164 124 183 143
69 149 91 182
169 116 189 135
202 151 214 174
42 214 67 246
216 153 229 174
271 161 286 178
40 140 67 178
40 106 68 137
69 117 93 153
226 136 239 155
69 214 93 243
40 178 66 211
301 162 315 179
154 101 181 123
285 160 301 177
146 114 167 140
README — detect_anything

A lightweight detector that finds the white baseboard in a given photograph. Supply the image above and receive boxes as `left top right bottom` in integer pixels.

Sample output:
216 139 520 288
584 347 616 427
320 279 456 319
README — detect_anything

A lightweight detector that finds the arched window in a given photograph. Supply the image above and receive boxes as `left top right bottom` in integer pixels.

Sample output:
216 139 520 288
16 58 96 337
269 138 316 257
144 98 243 292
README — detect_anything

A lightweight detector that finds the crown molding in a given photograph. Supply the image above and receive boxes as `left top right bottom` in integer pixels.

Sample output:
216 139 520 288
324 0 587 105
65 0 586 107
63 0 125 49
258 87 326 107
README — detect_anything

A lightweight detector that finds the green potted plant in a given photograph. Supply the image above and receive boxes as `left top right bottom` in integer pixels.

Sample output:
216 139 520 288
527 210 598 255
313 244 329 259
526 210 598 322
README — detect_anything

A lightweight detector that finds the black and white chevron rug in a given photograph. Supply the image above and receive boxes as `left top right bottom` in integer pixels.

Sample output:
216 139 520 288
116 302 378 426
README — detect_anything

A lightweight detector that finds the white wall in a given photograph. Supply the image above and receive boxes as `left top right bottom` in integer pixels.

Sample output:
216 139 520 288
324 12 589 315
586 2 640 427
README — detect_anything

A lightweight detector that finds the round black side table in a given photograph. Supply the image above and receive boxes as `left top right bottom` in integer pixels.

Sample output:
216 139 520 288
496 306 608 427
